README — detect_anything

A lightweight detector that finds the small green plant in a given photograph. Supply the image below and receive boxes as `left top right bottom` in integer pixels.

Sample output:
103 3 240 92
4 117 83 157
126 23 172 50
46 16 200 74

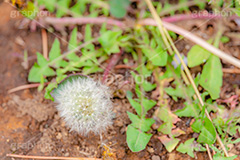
109 0 130 18
187 31 223 100
28 25 130 100
28 26 104 99
37 0 109 17
177 138 206 158
126 88 156 152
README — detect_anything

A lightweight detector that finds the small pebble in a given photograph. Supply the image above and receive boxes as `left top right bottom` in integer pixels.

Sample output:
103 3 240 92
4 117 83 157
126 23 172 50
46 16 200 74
115 120 123 127
152 155 161 160
147 147 154 153
120 127 125 134
64 152 69 156
56 133 62 139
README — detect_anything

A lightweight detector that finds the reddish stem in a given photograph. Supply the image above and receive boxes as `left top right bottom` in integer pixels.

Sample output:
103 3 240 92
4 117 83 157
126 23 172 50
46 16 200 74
102 50 123 83
8 82 50 94
43 17 126 28
41 13 239 28
162 13 238 23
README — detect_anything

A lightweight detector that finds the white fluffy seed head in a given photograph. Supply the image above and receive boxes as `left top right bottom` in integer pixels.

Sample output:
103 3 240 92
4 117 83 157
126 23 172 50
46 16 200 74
51 75 113 135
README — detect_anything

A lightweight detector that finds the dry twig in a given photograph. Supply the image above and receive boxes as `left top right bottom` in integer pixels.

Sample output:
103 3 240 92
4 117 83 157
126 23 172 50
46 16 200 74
8 83 49 94
6 154 101 160
41 29 48 60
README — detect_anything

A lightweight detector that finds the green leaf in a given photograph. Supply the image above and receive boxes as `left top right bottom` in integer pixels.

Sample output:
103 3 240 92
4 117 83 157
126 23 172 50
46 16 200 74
175 102 201 118
37 0 56 12
213 153 237 160
157 104 180 124
231 138 240 144
37 75 45 91
56 0 71 17
164 82 195 101
158 122 172 135
158 135 180 152
197 117 217 145
191 119 203 133
20 2 38 19
220 36 230 43
156 103 180 135
44 72 67 101
195 0 205 9
162 2 174 16
127 112 155 132
49 39 68 67
84 24 94 51
177 138 195 158
109 0 130 18
98 30 122 54
28 53 55 82
187 44 211 67
168 31 177 40
142 46 168 67
67 27 81 61
37 52 48 66
199 55 223 99
70 1 86 17
179 0 189 12
44 82 57 101
160 64 181 80
49 39 60 62
142 81 156 92
136 63 152 77
85 24 92 41
127 96 142 116
82 65 104 75
126 125 152 152
164 86 183 101
142 98 156 114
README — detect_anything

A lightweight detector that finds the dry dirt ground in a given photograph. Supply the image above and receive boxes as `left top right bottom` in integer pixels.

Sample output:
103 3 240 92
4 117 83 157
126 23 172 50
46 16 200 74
1 1 240 160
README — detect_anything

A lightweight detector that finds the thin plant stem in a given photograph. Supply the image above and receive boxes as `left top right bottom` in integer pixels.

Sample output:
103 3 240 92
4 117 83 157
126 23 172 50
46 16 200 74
43 17 126 28
6 154 101 160
137 48 145 118
161 21 240 68
41 29 48 60
8 83 49 94
222 68 240 74
206 144 213 160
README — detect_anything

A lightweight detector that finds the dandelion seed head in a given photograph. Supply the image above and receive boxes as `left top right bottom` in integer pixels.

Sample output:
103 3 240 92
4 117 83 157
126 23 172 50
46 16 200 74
51 75 113 135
